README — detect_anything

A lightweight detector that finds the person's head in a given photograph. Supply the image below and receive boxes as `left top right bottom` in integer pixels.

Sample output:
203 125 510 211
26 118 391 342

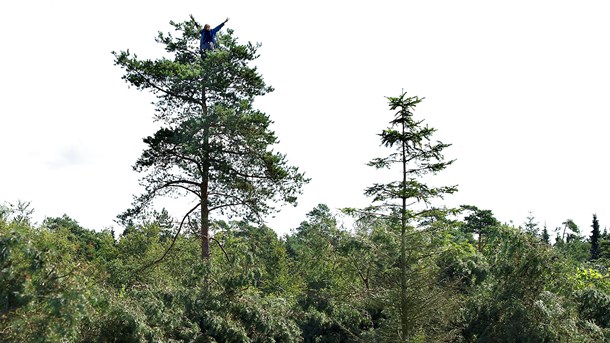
204 24 210 31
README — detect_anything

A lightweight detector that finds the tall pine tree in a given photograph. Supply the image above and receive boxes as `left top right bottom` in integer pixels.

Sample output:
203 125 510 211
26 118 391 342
114 17 308 261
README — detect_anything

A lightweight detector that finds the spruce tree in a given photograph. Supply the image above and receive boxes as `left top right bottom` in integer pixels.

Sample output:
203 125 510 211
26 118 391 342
541 223 550 245
523 211 539 236
590 214 601 260
356 92 457 341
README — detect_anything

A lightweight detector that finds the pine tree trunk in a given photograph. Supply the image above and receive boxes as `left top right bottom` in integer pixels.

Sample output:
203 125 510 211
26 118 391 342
201 180 209 260
200 85 210 262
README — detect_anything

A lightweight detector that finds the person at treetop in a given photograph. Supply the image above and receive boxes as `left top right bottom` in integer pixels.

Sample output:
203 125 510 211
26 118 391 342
200 17 229 59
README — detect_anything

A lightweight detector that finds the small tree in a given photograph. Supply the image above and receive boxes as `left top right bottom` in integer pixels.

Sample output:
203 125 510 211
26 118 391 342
561 219 579 242
114 17 308 262
523 211 539 236
541 223 551 245
461 205 499 252
555 219 590 262
590 214 601 260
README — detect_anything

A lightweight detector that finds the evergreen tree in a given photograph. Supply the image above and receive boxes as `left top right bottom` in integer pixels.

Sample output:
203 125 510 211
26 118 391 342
354 92 457 341
461 205 499 252
523 211 539 236
113 17 308 261
541 222 550 245
590 213 601 260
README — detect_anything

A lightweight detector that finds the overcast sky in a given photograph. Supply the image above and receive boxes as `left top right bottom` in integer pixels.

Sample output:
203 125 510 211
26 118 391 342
2 1 609 237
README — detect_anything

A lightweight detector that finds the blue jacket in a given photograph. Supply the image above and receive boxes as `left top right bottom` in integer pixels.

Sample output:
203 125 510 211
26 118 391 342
200 22 225 51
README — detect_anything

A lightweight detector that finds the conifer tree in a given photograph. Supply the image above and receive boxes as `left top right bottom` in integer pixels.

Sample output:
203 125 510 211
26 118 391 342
541 223 550 245
461 205 499 252
590 214 601 260
113 17 307 261
357 92 457 341
523 211 539 236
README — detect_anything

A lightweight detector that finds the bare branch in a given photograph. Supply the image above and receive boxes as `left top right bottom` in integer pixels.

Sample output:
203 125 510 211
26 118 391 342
135 202 200 274
210 237 231 263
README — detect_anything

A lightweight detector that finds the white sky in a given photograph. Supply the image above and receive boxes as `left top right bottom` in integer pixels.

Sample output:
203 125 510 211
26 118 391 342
1 1 609 237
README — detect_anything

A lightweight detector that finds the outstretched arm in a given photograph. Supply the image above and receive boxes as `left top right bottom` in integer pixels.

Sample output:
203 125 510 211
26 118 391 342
212 18 229 33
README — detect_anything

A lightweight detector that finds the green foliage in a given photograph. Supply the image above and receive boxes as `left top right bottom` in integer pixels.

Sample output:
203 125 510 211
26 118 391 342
460 226 605 342
570 269 610 340
600 235 610 260
3 202 610 342
43 214 117 264
286 205 371 341
0 218 96 342
574 287 610 329
221 222 293 294
571 267 610 293
187 287 302 343
460 205 499 252
436 232 488 293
